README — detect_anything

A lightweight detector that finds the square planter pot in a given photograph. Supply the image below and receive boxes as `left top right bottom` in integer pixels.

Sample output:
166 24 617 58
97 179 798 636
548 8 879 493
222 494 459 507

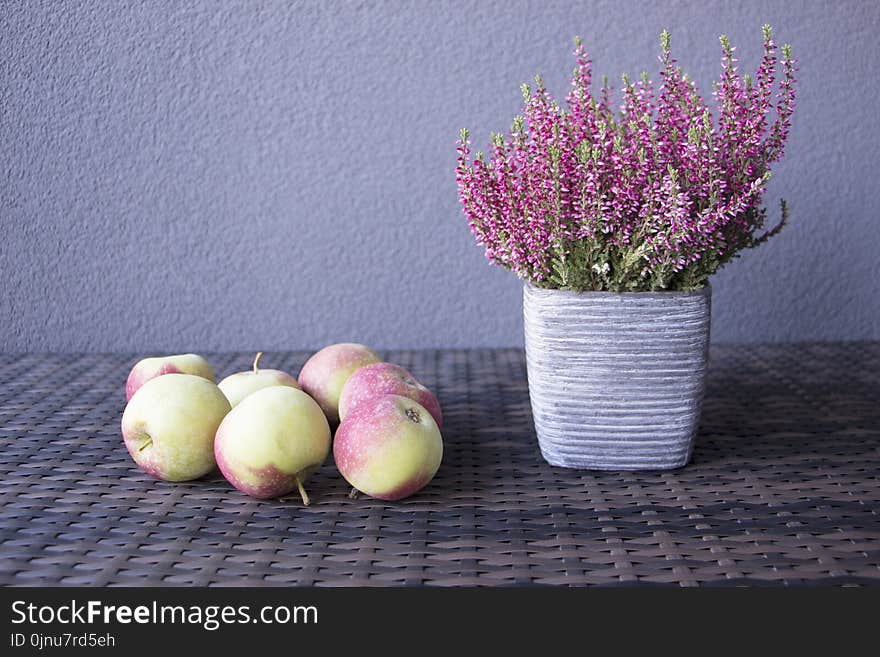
523 283 711 470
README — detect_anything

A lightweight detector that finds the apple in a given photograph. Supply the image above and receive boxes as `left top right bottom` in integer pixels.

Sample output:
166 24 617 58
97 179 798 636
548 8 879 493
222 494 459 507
334 395 443 501
218 352 300 407
126 353 214 400
214 386 331 503
297 343 381 423
338 362 442 427
121 373 231 481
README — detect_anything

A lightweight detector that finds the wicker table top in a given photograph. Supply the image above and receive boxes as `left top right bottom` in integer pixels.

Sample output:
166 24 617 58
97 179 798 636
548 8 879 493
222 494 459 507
1 345 878 586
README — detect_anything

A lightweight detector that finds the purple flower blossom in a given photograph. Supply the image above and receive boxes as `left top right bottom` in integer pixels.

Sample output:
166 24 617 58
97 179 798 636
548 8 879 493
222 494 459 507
456 27 798 291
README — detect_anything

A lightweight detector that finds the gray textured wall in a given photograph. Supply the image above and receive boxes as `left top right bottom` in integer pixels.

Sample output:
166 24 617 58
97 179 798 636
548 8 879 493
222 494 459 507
2 0 878 352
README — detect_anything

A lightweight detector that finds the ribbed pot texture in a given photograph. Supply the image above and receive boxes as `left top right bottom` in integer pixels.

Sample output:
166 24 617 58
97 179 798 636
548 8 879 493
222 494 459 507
523 284 711 470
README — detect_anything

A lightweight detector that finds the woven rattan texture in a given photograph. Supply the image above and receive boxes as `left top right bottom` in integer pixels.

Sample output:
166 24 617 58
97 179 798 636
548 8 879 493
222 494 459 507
1 346 878 586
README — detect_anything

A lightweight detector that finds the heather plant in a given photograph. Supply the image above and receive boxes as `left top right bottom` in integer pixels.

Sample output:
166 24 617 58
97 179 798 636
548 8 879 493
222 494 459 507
455 26 797 291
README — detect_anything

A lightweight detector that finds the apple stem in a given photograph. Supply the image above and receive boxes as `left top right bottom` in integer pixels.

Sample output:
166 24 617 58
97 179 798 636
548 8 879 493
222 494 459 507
138 435 153 452
253 351 263 375
296 476 310 506
348 487 359 500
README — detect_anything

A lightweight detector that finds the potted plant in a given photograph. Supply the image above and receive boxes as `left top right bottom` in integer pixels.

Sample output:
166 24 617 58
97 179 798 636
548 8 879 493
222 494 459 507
455 27 797 469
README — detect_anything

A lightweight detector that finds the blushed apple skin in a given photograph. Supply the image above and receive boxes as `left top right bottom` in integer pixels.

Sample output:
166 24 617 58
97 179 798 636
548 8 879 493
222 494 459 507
297 343 381 424
126 354 215 400
338 362 442 428
214 386 331 499
334 395 443 501
121 374 231 481
218 369 300 407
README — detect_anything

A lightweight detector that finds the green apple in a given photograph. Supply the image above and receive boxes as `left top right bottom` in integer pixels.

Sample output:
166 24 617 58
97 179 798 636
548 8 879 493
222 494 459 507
214 386 331 503
218 352 300 407
121 373 231 481
297 343 381 424
338 362 442 427
126 353 214 400
334 395 443 501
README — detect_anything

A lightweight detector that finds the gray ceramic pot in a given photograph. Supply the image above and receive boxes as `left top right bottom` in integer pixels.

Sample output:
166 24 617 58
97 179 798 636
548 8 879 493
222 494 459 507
523 284 711 470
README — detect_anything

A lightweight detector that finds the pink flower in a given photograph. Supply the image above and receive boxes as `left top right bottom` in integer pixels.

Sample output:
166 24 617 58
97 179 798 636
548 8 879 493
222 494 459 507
455 27 797 291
